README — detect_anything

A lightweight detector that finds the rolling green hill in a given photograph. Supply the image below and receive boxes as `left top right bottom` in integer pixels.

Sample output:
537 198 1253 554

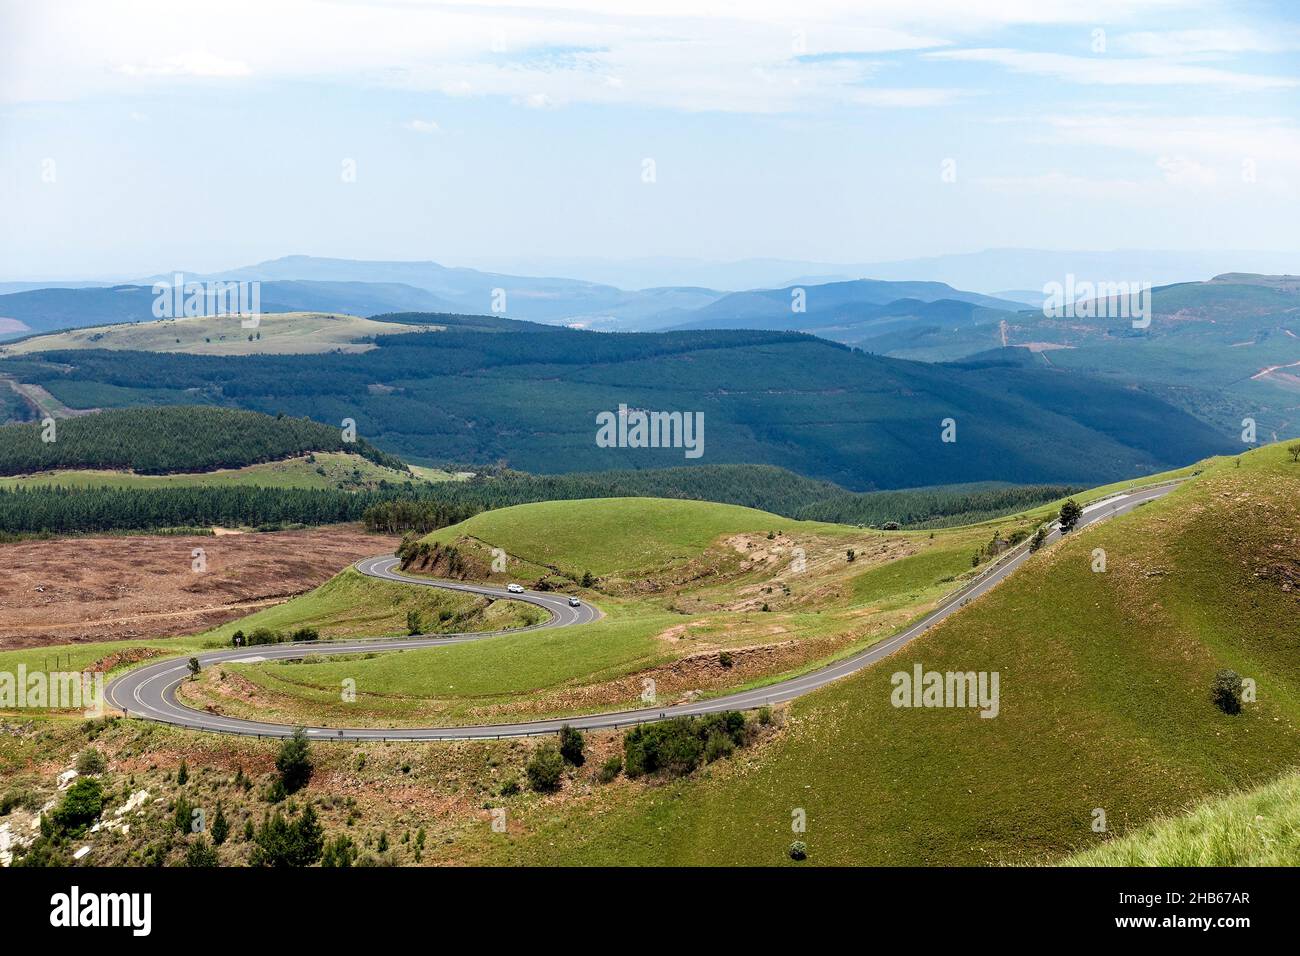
477 443 1300 865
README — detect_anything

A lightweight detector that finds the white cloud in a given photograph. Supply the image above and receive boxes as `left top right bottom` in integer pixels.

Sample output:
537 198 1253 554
927 47 1297 90
115 51 251 78
1156 155 1217 187
401 119 442 133
1117 28 1300 57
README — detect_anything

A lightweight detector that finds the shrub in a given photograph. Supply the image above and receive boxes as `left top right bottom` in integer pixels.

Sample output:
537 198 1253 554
184 837 219 867
75 748 106 776
498 778 521 797
0 790 39 816
176 760 188 786
597 756 623 784
50 778 103 835
623 712 748 779
276 728 313 794
789 840 807 861
290 627 319 642
250 805 324 867
1212 669 1244 715
525 744 565 793
704 732 734 763
211 802 229 846
406 609 423 635
173 793 196 834
757 705 773 726
558 725 585 766
719 651 735 666
322 834 357 867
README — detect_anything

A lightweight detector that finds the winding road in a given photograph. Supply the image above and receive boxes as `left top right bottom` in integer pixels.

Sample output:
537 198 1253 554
106 481 1180 741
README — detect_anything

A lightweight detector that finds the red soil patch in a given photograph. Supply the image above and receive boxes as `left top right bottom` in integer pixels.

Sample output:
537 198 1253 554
0 525 400 649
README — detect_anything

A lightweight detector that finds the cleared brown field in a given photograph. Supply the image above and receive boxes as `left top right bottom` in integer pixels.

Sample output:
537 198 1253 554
0 525 399 648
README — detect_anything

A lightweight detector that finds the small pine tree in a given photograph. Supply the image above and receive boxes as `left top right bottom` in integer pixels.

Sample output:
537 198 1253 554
210 802 229 846
406 609 423 635
275 728 313 794
176 760 188 786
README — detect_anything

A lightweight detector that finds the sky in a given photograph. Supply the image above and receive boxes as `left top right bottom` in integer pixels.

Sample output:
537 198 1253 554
1 0 1297 279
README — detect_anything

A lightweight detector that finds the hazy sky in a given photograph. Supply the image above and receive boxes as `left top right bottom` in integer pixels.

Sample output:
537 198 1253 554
1 0 1297 278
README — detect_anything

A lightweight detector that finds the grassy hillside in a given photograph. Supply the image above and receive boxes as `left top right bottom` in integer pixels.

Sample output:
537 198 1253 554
0 405 405 475
1 311 421 356
475 444 1300 865
422 496 850 577
0 321 1236 490
1067 769 1300 866
196 492 1050 728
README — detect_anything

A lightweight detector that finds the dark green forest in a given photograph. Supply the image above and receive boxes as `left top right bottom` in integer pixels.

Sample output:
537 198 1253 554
0 317 1235 490
0 406 405 475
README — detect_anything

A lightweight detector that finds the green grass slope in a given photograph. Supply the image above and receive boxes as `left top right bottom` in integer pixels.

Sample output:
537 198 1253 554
1066 769 1300 866
422 496 852 577
485 445 1300 866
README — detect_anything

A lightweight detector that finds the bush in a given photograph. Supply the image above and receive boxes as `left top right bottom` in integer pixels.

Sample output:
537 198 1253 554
210 802 229 846
250 805 324 867
789 840 807 861
525 744 565 793
406 609 423 635
184 837 219 867
75 748 106 776
558 725 585 766
757 706 773 726
322 834 358 867
50 778 103 835
176 760 188 786
0 790 39 816
704 731 735 763
173 793 196 833
597 756 622 784
290 627 319 642
1212 669 1244 715
623 712 748 779
276 728 313 794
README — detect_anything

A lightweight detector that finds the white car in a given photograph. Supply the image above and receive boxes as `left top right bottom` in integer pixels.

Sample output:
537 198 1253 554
506 583 525 594
568 597 581 607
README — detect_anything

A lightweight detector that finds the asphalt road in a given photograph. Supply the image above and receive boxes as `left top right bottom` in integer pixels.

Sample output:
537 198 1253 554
105 481 1179 741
